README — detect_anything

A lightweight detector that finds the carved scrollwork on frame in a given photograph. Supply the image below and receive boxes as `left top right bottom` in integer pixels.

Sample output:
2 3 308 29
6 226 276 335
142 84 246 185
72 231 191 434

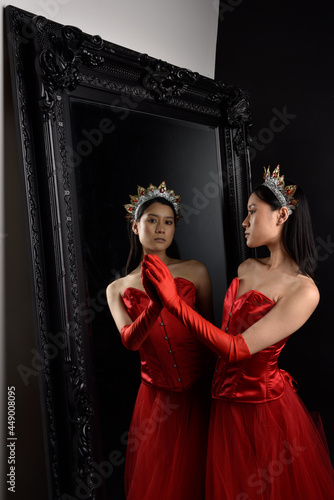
32 16 105 117
64 361 95 496
6 6 64 498
139 53 199 102
207 82 252 154
209 82 253 266
53 91 97 500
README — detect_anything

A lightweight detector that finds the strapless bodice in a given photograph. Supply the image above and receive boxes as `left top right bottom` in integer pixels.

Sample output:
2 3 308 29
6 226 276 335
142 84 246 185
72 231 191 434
212 277 293 402
122 278 214 391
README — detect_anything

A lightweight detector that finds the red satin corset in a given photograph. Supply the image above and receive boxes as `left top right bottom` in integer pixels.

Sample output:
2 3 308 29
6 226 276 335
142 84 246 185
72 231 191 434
212 277 291 403
122 278 214 391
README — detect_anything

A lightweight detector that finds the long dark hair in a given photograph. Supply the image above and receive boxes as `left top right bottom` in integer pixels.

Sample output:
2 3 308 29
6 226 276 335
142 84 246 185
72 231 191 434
125 198 180 275
252 183 317 279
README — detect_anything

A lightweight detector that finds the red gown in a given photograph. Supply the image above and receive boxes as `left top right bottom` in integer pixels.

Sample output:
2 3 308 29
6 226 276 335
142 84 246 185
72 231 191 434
122 277 214 500
207 277 334 499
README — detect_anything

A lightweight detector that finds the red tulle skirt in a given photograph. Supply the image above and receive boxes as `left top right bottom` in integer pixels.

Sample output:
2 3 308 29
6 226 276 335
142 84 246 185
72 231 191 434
124 378 211 500
206 383 334 499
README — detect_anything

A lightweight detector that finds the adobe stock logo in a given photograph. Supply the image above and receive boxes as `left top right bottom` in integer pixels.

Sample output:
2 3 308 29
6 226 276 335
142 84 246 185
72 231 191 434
249 106 297 161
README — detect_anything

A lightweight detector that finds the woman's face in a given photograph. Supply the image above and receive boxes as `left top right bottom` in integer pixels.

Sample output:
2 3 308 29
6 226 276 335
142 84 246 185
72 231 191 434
132 201 176 254
242 193 285 248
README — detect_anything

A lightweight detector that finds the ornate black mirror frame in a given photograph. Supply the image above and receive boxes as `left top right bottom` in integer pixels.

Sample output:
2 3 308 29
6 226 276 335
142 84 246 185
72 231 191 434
6 5 253 499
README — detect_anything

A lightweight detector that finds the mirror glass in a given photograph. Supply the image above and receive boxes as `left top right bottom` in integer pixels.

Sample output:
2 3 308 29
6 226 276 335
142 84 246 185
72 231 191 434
71 99 228 496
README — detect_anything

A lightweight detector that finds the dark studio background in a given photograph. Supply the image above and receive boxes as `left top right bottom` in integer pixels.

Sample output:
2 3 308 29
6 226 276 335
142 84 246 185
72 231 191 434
215 0 334 457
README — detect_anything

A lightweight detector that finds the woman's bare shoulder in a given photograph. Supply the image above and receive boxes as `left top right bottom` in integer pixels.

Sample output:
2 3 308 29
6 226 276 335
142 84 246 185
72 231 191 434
168 258 211 287
289 273 320 304
184 258 209 272
106 276 124 297
174 258 209 276
106 274 138 298
238 258 265 276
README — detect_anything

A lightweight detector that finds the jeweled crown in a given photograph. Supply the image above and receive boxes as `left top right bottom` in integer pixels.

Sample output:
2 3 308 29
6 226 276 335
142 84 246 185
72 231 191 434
124 181 181 221
263 165 298 215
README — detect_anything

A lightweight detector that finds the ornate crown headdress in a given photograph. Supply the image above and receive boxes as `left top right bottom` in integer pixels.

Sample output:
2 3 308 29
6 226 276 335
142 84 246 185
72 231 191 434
124 181 181 221
262 165 298 215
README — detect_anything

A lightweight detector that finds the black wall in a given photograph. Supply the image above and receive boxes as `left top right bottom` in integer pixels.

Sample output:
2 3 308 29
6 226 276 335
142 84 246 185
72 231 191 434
215 0 334 456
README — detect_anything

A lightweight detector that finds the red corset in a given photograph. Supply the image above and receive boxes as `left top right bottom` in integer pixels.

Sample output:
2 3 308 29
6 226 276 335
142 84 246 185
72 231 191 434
122 278 214 391
211 277 293 403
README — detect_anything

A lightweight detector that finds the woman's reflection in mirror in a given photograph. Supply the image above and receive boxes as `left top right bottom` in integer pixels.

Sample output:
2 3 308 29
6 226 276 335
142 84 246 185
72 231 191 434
106 182 215 500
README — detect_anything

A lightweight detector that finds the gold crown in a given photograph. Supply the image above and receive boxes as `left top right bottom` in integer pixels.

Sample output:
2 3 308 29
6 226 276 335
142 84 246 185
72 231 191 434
263 165 298 214
124 181 181 221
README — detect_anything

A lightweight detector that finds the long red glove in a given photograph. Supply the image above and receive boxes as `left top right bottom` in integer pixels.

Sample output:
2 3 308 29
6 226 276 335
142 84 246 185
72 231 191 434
142 255 251 362
120 299 161 351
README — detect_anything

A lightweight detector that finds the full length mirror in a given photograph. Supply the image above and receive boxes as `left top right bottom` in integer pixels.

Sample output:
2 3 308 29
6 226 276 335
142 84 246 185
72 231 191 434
6 5 253 499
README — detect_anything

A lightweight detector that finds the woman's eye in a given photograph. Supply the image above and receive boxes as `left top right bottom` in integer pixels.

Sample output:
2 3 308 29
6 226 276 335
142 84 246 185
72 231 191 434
166 220 174 225
148 218 156 223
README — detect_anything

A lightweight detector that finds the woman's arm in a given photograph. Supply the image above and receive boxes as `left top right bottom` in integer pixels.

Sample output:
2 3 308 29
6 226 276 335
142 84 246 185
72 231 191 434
242 284 319 354
142 255 319 358
106 280 161 351
106 280 134 332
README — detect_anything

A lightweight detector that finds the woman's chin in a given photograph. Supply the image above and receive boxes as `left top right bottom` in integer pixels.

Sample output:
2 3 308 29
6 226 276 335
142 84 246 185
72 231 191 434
245 239 256 248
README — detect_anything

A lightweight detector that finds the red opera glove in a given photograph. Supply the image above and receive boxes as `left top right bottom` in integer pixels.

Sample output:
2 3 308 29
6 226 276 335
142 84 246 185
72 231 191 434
142 255 251 362
141 259 163 306
120 300 161 351
142 255 179 306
